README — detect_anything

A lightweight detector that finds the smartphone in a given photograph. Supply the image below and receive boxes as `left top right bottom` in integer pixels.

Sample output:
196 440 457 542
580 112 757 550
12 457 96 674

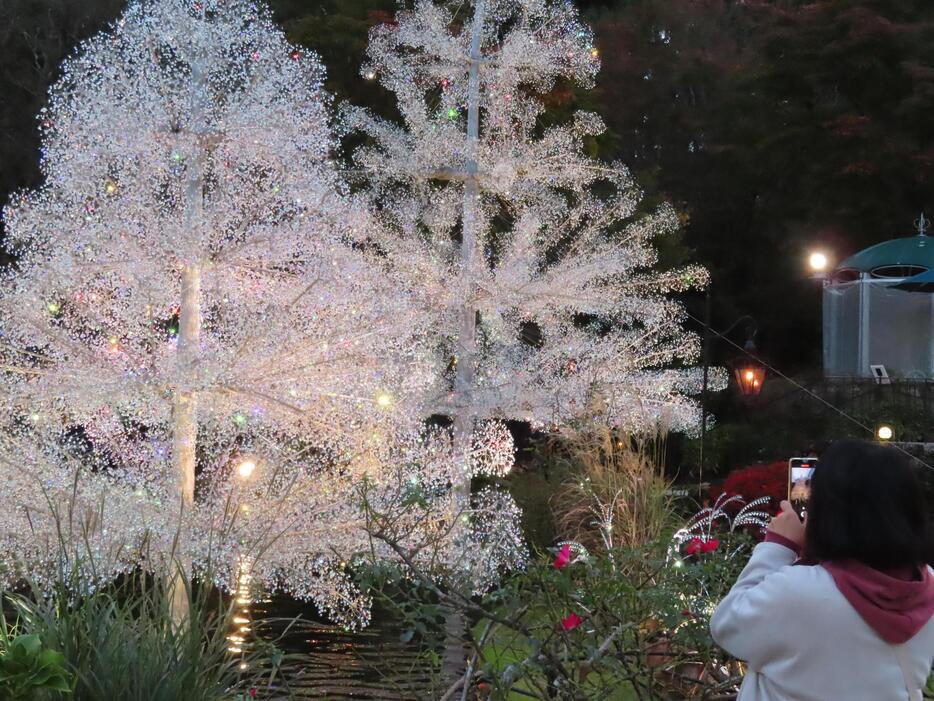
787 457 818 518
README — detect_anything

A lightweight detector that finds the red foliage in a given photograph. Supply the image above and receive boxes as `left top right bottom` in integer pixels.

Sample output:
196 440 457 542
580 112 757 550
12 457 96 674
366 10 397 27
716 460 787 513
823 114 871 138
842 160 878 175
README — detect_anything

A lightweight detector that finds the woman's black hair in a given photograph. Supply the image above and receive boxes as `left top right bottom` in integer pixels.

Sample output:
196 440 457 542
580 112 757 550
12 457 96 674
804 440 934 569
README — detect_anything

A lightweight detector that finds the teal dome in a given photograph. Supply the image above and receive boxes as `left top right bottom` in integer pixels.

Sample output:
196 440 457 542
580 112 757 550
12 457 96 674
836 234 934 277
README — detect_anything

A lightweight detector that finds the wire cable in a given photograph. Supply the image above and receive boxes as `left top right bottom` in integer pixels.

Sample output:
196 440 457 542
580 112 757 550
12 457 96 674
688 309 934 475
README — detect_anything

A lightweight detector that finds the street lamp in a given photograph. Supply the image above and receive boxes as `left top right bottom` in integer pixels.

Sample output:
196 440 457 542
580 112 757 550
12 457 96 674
808 250 831 281
699 293 763 483
733 334 766 397
876 424 894 442
809 251 828 272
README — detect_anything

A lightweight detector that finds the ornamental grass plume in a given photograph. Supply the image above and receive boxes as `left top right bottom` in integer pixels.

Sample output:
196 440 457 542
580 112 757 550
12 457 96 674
550 423 675 553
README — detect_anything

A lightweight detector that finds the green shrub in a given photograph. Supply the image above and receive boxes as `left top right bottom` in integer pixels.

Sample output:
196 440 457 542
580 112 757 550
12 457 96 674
2 568 279 701
0 633 71 700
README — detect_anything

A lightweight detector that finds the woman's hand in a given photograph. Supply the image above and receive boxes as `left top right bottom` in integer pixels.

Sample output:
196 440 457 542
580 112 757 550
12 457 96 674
767 500 807 549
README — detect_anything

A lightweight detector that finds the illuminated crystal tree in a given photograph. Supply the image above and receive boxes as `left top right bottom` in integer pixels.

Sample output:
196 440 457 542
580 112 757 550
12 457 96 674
0 0 454 625
346 0 709 484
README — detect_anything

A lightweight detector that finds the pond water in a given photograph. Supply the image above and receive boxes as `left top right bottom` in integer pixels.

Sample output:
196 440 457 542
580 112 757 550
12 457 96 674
229 569 452 700
250 594 441 700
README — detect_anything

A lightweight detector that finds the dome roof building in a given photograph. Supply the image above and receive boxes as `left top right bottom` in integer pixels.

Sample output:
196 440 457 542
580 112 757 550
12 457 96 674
824 216 934 380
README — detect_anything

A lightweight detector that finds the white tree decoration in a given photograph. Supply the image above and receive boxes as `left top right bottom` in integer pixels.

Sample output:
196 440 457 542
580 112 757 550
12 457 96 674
346 0 712 481
0 0 463 626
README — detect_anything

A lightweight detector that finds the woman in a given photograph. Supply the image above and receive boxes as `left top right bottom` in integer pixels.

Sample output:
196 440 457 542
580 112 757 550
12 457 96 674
710 440 934 700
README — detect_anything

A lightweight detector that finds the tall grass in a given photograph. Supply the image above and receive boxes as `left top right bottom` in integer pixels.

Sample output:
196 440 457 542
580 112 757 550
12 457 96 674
550 425 676 552
1 566 265 701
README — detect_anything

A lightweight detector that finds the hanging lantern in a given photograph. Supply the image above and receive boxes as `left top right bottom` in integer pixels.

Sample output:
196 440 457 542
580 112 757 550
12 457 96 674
733 337 765 397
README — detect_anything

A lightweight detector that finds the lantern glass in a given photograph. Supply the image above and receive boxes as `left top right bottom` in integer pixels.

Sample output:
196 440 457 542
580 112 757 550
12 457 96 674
734 362 766 396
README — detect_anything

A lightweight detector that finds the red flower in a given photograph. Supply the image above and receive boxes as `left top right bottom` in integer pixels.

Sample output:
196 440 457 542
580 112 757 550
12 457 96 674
681 609 694 617
553 543 571 569
560 613 582 631
700 539 720 553
684 537 703 555
248 690 256 699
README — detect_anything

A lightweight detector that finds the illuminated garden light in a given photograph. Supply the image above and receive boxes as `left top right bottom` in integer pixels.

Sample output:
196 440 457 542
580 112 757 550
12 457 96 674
809 251 829 272
237 460 256 479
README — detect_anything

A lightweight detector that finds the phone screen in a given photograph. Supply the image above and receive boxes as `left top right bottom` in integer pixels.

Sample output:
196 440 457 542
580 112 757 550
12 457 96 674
788 457 818 518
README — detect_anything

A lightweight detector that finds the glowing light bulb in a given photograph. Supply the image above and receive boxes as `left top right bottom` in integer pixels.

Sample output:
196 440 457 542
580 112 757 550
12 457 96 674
744 370 754 381
237 460 256 479
809 251 828 272
376 392 392 408
877 425 893 441
364 70 376 81
46 301 60 314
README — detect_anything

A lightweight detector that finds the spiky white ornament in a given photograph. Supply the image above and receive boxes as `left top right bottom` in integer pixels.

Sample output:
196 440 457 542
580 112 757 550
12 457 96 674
0 0 500 627
346 0 712 463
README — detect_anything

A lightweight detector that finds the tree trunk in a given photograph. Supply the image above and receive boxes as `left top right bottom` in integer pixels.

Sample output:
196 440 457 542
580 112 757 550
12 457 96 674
170 53 207 624
443 0 486 685
170 264 201 624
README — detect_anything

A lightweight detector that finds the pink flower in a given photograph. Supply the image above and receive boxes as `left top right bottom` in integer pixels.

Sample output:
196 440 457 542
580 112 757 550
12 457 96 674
700 539 720 554
560 613 582 631
553 543 571 570
684 537 703 555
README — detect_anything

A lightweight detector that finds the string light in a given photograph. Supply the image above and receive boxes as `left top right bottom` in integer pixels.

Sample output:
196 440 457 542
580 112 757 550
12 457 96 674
346 0 711 437
0 0 527 632
237 460 256 479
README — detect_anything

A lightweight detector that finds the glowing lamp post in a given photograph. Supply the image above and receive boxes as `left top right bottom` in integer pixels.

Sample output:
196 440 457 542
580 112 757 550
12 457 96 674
699 302 762 483
809 252 828 271
733 338 766 397
807 250 830 281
